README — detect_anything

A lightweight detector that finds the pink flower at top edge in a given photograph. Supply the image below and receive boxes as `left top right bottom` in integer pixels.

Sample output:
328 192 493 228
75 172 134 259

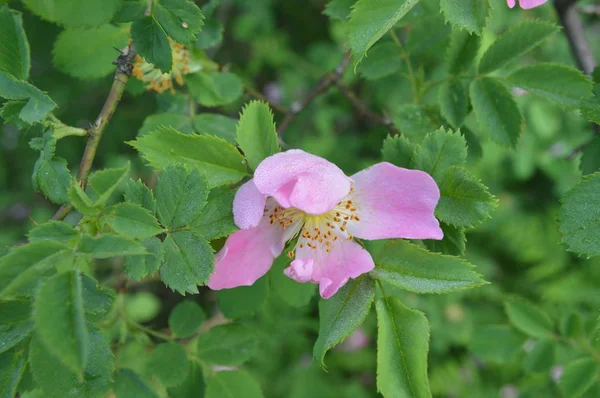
207 149 443 299
506 0 548 9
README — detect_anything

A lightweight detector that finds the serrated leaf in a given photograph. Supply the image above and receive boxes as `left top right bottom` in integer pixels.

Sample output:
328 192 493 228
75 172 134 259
0 299 34 354
186 71 243 107
68 182 99 216
153 0 204 45
34 271 88 377
559 358 600 398
236 101 280 170
196 17 223 49
558 173 600 257
77 234 147 259
0 100 30 128
87 162 130 206
436 166 497 228
439 0 490 35
205 370 264 398
478 20 559 74
217 276 268 319
114 369 158 398
124 237 163 281
406 15 451 59
52 25 129 80
129 126 247 188
438 79 469 129
347 0 420 66
29 330 113 398
424 222 466 256
104 203 164 239
192 113 237 143
113 0 146 23
0 241 67 299
146 342 189 387
32 155 71 205
197 324 258 366
357 42 403 80
28 220 78 243
131 16 172 73
190 187 236 240
371 240 485 293
139 113 194 136
376 297 431 398
313 275 375 365
445 29 481 74
391 104 440 143
0 344 27 398
81 274 114 316
0 71 56 123
504 297 554 338
381 134 415 169
124 179 157 215
470 77 522 147
413 128 467 181
160 231 214 294
324 0 355 20
470 325 526 363
168 300 205 338
0 6 30 80
155 166 208 229
22 0 122 27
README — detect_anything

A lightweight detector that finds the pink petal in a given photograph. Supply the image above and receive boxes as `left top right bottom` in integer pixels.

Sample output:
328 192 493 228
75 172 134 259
347 162 443 240
233 179 266 229
518 0 547 9
506 0 516 8
208 216 285 290
253 149 351 215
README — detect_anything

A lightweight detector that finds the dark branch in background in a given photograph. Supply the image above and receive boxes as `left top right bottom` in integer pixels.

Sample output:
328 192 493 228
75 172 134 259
554 0 599 159
244 86 289 114
52 45 138 221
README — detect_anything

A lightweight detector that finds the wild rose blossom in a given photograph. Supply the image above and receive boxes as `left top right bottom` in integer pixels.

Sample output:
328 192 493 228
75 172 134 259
208 150 443 299
506 0 547 9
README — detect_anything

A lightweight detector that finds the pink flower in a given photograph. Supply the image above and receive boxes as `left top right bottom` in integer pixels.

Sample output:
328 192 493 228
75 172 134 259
208 150 443 299
506 0 548 9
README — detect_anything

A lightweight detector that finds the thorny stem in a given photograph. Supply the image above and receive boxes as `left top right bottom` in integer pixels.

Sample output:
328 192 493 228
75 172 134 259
52 45 138 221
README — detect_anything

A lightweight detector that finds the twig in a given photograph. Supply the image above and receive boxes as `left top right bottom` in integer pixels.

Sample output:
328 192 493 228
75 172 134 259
578 5 600 16
244 86 289 113
52 45 138 221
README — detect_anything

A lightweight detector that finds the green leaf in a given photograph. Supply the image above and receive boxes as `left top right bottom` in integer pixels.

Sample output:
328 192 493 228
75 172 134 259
504 297 554 338
313 275 375 365
168 300 205 338
155 166 209 229
323 0 355 21
470 77 522 147
559 358 600 398
558 173 600 257
77 234 147 259
197 324 258 366
381 134 416 169
524 339 555 373
186 71 243 107
190 187 236 240
478 20 559 74
347 0 420 66
507 63 593 110
52 25 129 80
146 342 189 387
391 105 439 143
0 100 30 128
372 240 485 294
131 16 172 73
0 241 67 299
167 361 205 398
236 101 280 170
0 344 27 398
68 182 99 216
423 222 466 256
217 276 268 318
81 274 115 316
196 17 223 49
87 162 130 206
439 0 490 35
413 128 467 181
28 220 77 243
124 237 163 281
357 42 403 80
32 156 71 205
0 299 34 354
436 166 497 228
113 1 146 23
0 6 30 80
269 254 316 308
192 113 237 143
445 29 481 74
0 71 56 123
104 203 164 239
205 370 264 398
124 179 157 215
114 369 158 398
22 0 122 27
29 330 113 398
581 137 600 175
129 126 247 188
405 15 451 59
34 271 88 377
139 113 194 136
153 0 204 45
470 325 526 363
376 297 431 398
438 80 468 129
160 231 214 294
